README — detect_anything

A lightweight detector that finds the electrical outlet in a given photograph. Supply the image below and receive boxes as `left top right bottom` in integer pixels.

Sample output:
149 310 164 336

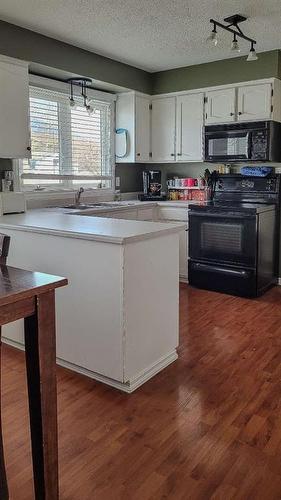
115 176 120 187
274 167 281 174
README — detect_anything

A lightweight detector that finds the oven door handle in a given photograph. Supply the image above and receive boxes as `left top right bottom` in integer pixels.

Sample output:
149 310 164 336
193 263 250 277
189 211 255 219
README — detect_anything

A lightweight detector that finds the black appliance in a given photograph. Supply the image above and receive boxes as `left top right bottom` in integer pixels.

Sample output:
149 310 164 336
204 121 281 163
139 170 166 201
188 174 281 297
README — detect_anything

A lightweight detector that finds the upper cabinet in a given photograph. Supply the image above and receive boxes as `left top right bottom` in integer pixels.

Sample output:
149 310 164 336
0 56 30 158
151 97 176 162
205 81 280 125
135 95 151 162
237 84 272 121
115 92 151 163
151 93 204 163
176 93 204 162
205 88 236 124
116 79 281 163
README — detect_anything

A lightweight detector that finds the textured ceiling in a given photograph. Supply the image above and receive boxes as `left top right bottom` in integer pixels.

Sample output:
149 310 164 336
0 0 280 72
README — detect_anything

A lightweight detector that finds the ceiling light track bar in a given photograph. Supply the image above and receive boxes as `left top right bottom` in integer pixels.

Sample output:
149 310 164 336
210 19 256 45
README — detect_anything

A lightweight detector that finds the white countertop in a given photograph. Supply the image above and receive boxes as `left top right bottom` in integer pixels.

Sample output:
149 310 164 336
45 200 194 216
0 210 185 244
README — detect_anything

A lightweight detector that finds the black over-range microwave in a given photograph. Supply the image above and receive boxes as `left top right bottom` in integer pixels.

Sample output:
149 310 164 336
204 120 281 163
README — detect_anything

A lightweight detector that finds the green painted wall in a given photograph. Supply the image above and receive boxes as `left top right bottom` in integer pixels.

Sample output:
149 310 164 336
0 20 152 94
152 50 280 94
0 21 279 96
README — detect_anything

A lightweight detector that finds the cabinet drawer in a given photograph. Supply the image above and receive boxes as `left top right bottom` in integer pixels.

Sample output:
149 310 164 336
138 207 155 220
158 207 188 221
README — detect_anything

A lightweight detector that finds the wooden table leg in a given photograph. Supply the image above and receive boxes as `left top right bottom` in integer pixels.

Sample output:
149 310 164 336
0 328 9 500
24 290 59 500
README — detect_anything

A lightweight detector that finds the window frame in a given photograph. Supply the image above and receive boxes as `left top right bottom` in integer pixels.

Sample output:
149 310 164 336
20 74 116 194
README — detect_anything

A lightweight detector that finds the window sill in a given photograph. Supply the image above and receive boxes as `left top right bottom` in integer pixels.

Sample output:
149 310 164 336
24 187 114 200
23 188 115 209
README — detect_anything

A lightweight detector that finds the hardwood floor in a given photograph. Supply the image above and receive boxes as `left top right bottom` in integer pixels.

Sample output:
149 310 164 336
2 283 281 499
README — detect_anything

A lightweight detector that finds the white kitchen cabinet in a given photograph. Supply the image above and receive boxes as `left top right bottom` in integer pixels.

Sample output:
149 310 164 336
237 84 272 121
0 56 30 158
2 219 180 392
89 209 138 220
135 95 151 162
151 97 176 162
179 228 188 280
157 206 188 282
205 81 281 124
111 209 138 220
137 206 156 221
205 88 236 124
176 93 204 161
116 92 151 163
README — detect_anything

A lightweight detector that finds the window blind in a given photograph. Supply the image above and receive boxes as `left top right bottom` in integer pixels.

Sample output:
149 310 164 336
22 86 113 188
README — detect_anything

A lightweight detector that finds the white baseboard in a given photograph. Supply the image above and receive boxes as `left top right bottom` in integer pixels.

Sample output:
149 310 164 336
57 350 178 393
179 275 188 284
2 337 178 394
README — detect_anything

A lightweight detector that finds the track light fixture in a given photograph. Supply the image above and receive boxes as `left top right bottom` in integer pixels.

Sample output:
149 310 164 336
231 34 240 53
67 77 95 114
247 41 258 61
207 14 258 61
206 24 218 46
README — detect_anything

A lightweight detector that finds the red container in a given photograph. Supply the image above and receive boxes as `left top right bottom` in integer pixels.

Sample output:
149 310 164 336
187 178 196 187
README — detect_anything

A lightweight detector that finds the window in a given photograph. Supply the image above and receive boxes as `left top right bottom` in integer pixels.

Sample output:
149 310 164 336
22 85 114 190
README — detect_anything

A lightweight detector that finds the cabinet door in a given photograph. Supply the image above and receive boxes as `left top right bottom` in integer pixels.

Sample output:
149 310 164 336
176 93 204 161
179 228 188 280
0 59 30 158
137 207 155 221
109 209 138 220
135 96 150 162
237 84 272 121
151 97 176 162
205 88 236 124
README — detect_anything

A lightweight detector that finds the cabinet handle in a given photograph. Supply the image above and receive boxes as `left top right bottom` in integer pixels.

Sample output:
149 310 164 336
177 153 182 156
230 112 234 116
238 111 242 115
136 153 141 156
171 153 175 157
27 146 31 151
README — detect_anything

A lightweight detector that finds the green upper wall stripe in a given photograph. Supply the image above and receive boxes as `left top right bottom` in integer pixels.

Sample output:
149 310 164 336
0 20 152 94
0 21 279 95
151 50 280 94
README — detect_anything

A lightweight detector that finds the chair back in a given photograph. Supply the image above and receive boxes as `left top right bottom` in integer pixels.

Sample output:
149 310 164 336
0 234 10 265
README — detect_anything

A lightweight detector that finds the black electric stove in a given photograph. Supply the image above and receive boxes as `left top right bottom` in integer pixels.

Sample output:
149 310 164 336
188 174 281 297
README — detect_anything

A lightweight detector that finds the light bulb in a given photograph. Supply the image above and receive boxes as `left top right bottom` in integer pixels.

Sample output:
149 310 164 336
86 104 94 115
231 38 240 52
69 97 76 109
247 46 258 61
206 30 218 46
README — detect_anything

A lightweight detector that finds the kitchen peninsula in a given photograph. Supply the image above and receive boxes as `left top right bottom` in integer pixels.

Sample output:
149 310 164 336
0 211 184 392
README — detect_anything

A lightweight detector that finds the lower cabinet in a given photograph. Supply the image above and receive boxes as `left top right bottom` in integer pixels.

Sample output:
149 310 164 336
87 205 188 282
179 227 188 281
157 206 189 282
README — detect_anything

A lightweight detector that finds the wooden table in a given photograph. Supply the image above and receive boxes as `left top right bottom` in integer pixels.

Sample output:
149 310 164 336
0 265 67 500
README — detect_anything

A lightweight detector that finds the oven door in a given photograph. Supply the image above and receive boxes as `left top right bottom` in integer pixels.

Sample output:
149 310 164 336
205 130 252 162
189 211 257 268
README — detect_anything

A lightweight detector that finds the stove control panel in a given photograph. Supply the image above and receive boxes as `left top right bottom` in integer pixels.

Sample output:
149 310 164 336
215 175 280 197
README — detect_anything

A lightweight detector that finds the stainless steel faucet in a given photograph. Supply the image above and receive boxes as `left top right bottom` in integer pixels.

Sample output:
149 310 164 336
75 187 84 206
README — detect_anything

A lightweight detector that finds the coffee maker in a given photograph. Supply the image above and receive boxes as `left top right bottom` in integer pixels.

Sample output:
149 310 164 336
139 170 166 201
